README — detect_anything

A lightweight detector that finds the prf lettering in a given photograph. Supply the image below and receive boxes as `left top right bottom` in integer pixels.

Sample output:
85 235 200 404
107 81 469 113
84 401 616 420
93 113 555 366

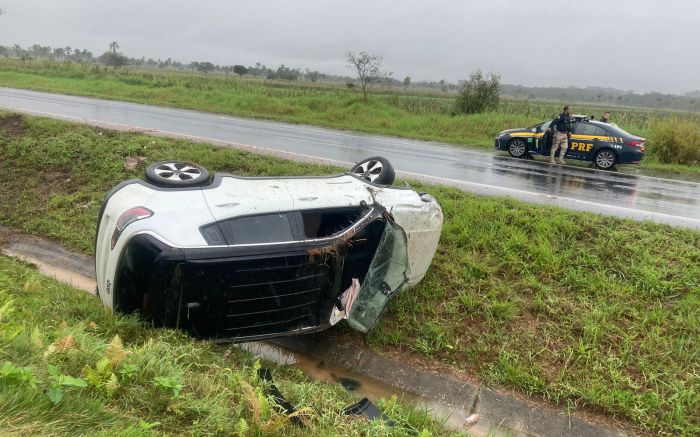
570 142 592 152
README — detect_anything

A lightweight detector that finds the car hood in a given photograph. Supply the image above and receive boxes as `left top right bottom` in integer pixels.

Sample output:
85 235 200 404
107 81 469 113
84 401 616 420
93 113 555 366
498 128 528 136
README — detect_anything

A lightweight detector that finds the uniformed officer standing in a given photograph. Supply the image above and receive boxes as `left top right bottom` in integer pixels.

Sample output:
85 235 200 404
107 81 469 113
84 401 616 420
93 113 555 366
548 105 572 164
600 111 611 123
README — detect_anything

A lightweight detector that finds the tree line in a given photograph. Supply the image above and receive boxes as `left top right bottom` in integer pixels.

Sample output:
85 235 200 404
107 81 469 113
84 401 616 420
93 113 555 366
1 42 698 113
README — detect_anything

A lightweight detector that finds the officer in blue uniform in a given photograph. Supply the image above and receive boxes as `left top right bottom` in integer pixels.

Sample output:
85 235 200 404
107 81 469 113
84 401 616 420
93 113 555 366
548 105 572 164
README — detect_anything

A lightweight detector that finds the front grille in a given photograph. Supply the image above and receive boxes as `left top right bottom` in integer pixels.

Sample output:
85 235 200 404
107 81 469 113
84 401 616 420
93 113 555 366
178 253 336 339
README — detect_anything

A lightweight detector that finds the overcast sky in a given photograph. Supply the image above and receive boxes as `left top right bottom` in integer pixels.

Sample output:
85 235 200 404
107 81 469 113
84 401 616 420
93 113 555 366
0 0 697 94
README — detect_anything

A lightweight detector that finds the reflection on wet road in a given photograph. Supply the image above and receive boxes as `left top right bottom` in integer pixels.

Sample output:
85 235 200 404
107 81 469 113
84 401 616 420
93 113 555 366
1 87 698 228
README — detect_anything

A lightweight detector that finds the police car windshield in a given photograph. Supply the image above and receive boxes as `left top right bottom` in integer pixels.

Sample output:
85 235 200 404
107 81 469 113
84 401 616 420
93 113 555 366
529 121 551 131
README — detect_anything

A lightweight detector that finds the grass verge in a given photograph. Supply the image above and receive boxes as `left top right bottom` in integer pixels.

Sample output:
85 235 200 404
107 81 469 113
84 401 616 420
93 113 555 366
1 112 698 435
0 59 698 175
0 256 449 436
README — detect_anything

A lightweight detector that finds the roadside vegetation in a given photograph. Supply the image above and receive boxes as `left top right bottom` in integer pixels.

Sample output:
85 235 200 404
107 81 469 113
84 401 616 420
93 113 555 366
0 256 448 436
1 112 698 435
0 59 699 173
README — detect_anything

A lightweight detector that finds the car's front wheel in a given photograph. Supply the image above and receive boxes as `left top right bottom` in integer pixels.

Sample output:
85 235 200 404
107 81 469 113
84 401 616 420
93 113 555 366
145 160 210 187
593 150 617 170
351 156 395 185
507 138 529 158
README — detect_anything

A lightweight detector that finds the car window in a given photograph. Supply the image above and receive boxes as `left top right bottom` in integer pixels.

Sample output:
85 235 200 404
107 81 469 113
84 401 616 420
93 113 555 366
348 220 409 333
594 126 609 137
574 122 598 135
219 212 298 244
602 124 634 137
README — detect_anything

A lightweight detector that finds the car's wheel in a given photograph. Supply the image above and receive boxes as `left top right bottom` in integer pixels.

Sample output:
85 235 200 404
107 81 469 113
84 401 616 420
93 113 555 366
351 156 395 185
507 139 528 158
145 160 210 187
593 149 617 170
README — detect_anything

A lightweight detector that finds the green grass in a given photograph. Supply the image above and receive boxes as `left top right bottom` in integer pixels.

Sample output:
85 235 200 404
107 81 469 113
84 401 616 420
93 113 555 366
0 59 698 174
1 112 699 435
0 259 450 435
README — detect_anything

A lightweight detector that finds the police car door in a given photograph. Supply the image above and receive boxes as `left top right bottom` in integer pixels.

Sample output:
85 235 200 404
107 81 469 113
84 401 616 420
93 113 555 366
569 122 598 161
537 120 554 155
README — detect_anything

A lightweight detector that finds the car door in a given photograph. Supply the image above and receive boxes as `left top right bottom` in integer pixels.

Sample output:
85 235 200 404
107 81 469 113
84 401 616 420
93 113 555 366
568 122 601 161
537 120 553 155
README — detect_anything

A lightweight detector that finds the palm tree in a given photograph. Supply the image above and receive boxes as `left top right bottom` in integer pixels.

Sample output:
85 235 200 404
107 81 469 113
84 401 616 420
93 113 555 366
109 41 119 53
64 46 72 57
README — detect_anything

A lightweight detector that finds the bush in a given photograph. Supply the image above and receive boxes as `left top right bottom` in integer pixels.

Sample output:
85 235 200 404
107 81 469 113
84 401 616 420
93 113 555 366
454 70 501 114
649 116 700 165
97 51 128 68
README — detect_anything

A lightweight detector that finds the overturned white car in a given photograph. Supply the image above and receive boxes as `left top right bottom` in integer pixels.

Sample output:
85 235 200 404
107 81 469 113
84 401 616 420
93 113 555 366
95 157 442 342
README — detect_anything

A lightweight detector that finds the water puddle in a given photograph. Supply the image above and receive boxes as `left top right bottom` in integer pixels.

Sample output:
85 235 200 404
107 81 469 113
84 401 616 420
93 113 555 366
2 248 96 293
237 341 527 436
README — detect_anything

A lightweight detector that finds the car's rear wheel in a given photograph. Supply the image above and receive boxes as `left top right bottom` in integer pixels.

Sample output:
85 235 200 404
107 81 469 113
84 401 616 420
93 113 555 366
351 156 395 185
594 150 617 170
507 139 528 158
145 160 210 187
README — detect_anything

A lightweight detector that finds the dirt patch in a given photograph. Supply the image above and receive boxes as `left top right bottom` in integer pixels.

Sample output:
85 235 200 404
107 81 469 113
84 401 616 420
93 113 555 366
34 168 74 197
124 156 147 171
0 225 19 248
0 114 27 137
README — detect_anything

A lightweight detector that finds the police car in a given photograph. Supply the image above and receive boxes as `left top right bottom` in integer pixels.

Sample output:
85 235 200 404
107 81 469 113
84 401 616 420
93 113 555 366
494 115 646 169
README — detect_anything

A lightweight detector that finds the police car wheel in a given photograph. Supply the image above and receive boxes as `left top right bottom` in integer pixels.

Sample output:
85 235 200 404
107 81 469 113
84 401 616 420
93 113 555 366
507 139 528 158
145 160 210 187
594 150 617 170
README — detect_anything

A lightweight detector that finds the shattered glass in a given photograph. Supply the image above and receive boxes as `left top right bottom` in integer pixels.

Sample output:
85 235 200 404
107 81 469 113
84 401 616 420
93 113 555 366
347 219 409 333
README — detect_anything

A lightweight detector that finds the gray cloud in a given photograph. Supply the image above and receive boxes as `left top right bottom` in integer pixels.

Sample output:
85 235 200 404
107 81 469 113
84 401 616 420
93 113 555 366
0 0 697 93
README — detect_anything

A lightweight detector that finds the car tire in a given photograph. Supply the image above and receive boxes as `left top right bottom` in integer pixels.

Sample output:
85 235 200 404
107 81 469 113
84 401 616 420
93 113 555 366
351 156 395 185
593 149 617 170
507 139 528 158
145 160 210 187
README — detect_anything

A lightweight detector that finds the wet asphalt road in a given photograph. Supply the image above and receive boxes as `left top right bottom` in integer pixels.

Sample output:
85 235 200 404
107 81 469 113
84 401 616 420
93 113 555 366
1 87 699 229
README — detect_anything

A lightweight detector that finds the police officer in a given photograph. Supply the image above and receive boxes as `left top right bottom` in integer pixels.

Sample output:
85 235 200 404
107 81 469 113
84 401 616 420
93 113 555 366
600 111 611 123
548 105 572 164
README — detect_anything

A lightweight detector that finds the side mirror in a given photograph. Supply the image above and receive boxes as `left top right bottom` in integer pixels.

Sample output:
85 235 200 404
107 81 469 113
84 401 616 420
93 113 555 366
531 128 537 133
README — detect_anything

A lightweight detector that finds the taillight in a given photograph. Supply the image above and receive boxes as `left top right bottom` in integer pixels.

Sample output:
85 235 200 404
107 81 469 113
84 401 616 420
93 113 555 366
111 206 153 249
628 140 645 152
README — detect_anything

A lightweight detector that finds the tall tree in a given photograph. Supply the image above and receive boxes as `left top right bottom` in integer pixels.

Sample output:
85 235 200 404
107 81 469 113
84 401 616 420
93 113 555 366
233 65 248 77
345 51 391 101
109 41 120 53
403 76 411 92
